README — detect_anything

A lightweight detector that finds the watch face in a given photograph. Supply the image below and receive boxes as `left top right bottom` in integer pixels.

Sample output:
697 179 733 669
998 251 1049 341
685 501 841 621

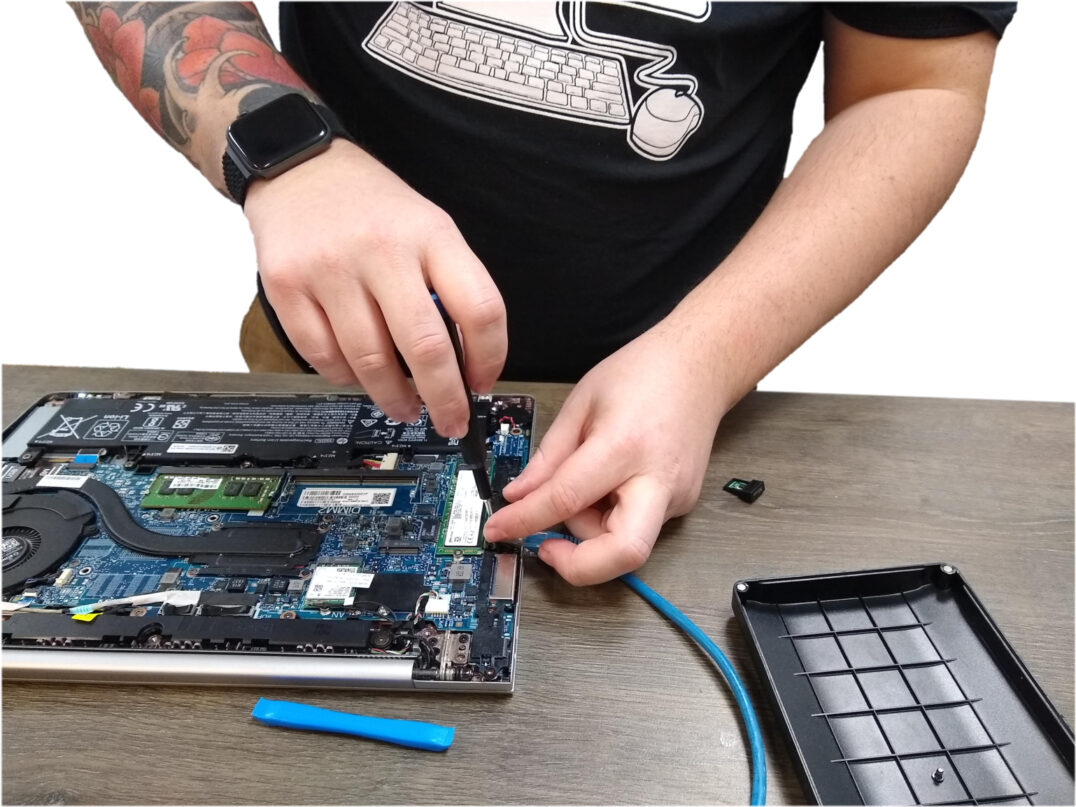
229 94 329 172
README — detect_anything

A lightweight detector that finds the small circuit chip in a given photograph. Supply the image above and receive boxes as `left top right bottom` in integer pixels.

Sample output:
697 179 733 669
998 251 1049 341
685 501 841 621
269 577 289 594
448 562 473 582
227 577 248 593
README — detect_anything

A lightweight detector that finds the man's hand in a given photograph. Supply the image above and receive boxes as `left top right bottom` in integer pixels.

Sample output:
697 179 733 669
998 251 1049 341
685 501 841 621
481 19 999 585
243 140 507 437
483 317 728 585
73 4 507 437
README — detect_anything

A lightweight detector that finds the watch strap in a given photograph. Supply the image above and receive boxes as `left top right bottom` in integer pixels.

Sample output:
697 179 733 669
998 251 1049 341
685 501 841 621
222 151 248 205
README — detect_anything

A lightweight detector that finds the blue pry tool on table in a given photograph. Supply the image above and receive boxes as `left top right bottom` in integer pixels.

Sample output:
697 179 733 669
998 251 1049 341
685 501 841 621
251 698 455 752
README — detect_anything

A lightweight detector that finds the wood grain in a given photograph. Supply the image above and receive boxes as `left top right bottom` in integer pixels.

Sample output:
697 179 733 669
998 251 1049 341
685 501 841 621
2 365 1072 805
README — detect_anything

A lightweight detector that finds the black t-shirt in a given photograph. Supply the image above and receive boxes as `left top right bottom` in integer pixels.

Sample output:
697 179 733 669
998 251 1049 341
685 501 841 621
276 2 1014 381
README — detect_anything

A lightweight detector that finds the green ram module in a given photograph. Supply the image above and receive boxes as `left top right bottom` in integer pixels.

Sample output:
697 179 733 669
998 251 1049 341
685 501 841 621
141 474 279 511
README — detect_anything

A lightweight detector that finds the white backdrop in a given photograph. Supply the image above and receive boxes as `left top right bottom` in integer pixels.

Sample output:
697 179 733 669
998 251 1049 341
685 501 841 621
1 2 1072 402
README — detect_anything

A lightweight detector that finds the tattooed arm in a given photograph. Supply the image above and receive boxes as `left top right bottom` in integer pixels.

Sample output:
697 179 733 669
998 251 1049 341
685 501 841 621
73 2 507 435
72 2 314 189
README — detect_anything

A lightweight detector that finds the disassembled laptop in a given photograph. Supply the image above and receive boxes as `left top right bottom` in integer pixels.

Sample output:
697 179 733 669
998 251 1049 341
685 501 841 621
2 392 531 691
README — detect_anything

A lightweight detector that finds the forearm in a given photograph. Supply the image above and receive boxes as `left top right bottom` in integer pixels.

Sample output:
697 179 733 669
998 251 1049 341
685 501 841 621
71 2 317 191
674 86 987 415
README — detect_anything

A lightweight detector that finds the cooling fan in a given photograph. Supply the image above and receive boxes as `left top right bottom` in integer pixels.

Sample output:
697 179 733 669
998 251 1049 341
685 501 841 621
2 490 97 591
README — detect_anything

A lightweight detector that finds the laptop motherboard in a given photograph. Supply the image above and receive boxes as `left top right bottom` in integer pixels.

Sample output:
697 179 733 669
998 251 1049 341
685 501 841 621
2 392 532 690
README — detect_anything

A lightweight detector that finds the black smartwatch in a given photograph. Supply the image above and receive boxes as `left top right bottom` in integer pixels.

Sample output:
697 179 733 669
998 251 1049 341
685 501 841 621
222 93 351 206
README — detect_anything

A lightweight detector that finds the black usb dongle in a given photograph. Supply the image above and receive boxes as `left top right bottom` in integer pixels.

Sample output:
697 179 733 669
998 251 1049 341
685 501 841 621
723 478 765 503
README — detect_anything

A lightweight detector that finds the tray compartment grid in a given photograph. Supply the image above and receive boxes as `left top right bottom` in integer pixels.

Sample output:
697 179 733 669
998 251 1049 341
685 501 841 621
777 592 1037 805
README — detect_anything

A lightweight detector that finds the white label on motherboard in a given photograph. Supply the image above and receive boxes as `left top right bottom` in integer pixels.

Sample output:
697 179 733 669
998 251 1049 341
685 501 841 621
352 572 376 589
36 474 88 489
306 566 376 605
166 476 222 490
296 487 397 508
444 469 483 547
166 443 239 454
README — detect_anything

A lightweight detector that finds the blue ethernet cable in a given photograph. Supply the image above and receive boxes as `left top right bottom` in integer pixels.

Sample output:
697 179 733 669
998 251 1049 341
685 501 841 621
619 571 767 805
523 532 767 805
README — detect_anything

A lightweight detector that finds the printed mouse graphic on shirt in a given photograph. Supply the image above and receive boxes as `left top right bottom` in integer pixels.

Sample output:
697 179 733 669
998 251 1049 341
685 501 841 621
363 1 708 160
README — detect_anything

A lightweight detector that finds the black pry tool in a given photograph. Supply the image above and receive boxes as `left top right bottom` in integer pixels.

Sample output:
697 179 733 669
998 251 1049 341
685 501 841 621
432 293 493 516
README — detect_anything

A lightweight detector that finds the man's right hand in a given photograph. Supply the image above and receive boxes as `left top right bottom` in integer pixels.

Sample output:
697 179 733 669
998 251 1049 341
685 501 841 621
72 4 505 433
243 140 507 437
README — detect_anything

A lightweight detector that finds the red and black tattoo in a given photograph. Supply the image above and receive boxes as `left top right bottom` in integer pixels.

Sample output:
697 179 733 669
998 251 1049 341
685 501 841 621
72 2 316 181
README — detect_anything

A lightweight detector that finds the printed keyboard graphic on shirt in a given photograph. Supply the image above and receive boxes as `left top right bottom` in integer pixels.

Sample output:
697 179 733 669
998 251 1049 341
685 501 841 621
364 3 631 124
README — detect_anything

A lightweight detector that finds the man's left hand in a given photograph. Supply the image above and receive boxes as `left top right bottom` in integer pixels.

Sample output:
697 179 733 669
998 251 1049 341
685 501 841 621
482 318 728 585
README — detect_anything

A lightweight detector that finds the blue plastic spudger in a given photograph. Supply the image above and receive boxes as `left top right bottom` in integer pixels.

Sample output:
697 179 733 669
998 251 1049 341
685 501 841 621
251 698 455 752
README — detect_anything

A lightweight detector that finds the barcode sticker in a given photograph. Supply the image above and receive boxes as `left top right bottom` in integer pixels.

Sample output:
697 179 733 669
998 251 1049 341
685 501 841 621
296 488 397 508
444 469 483 547
166 476 221 490
167 443 238 455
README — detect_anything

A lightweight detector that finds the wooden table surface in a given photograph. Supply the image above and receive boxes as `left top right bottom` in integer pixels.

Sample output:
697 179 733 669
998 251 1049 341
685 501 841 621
2 364 1072 805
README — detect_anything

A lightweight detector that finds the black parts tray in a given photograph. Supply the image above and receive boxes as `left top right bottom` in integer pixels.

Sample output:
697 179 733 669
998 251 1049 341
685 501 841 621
732 564 1074 805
